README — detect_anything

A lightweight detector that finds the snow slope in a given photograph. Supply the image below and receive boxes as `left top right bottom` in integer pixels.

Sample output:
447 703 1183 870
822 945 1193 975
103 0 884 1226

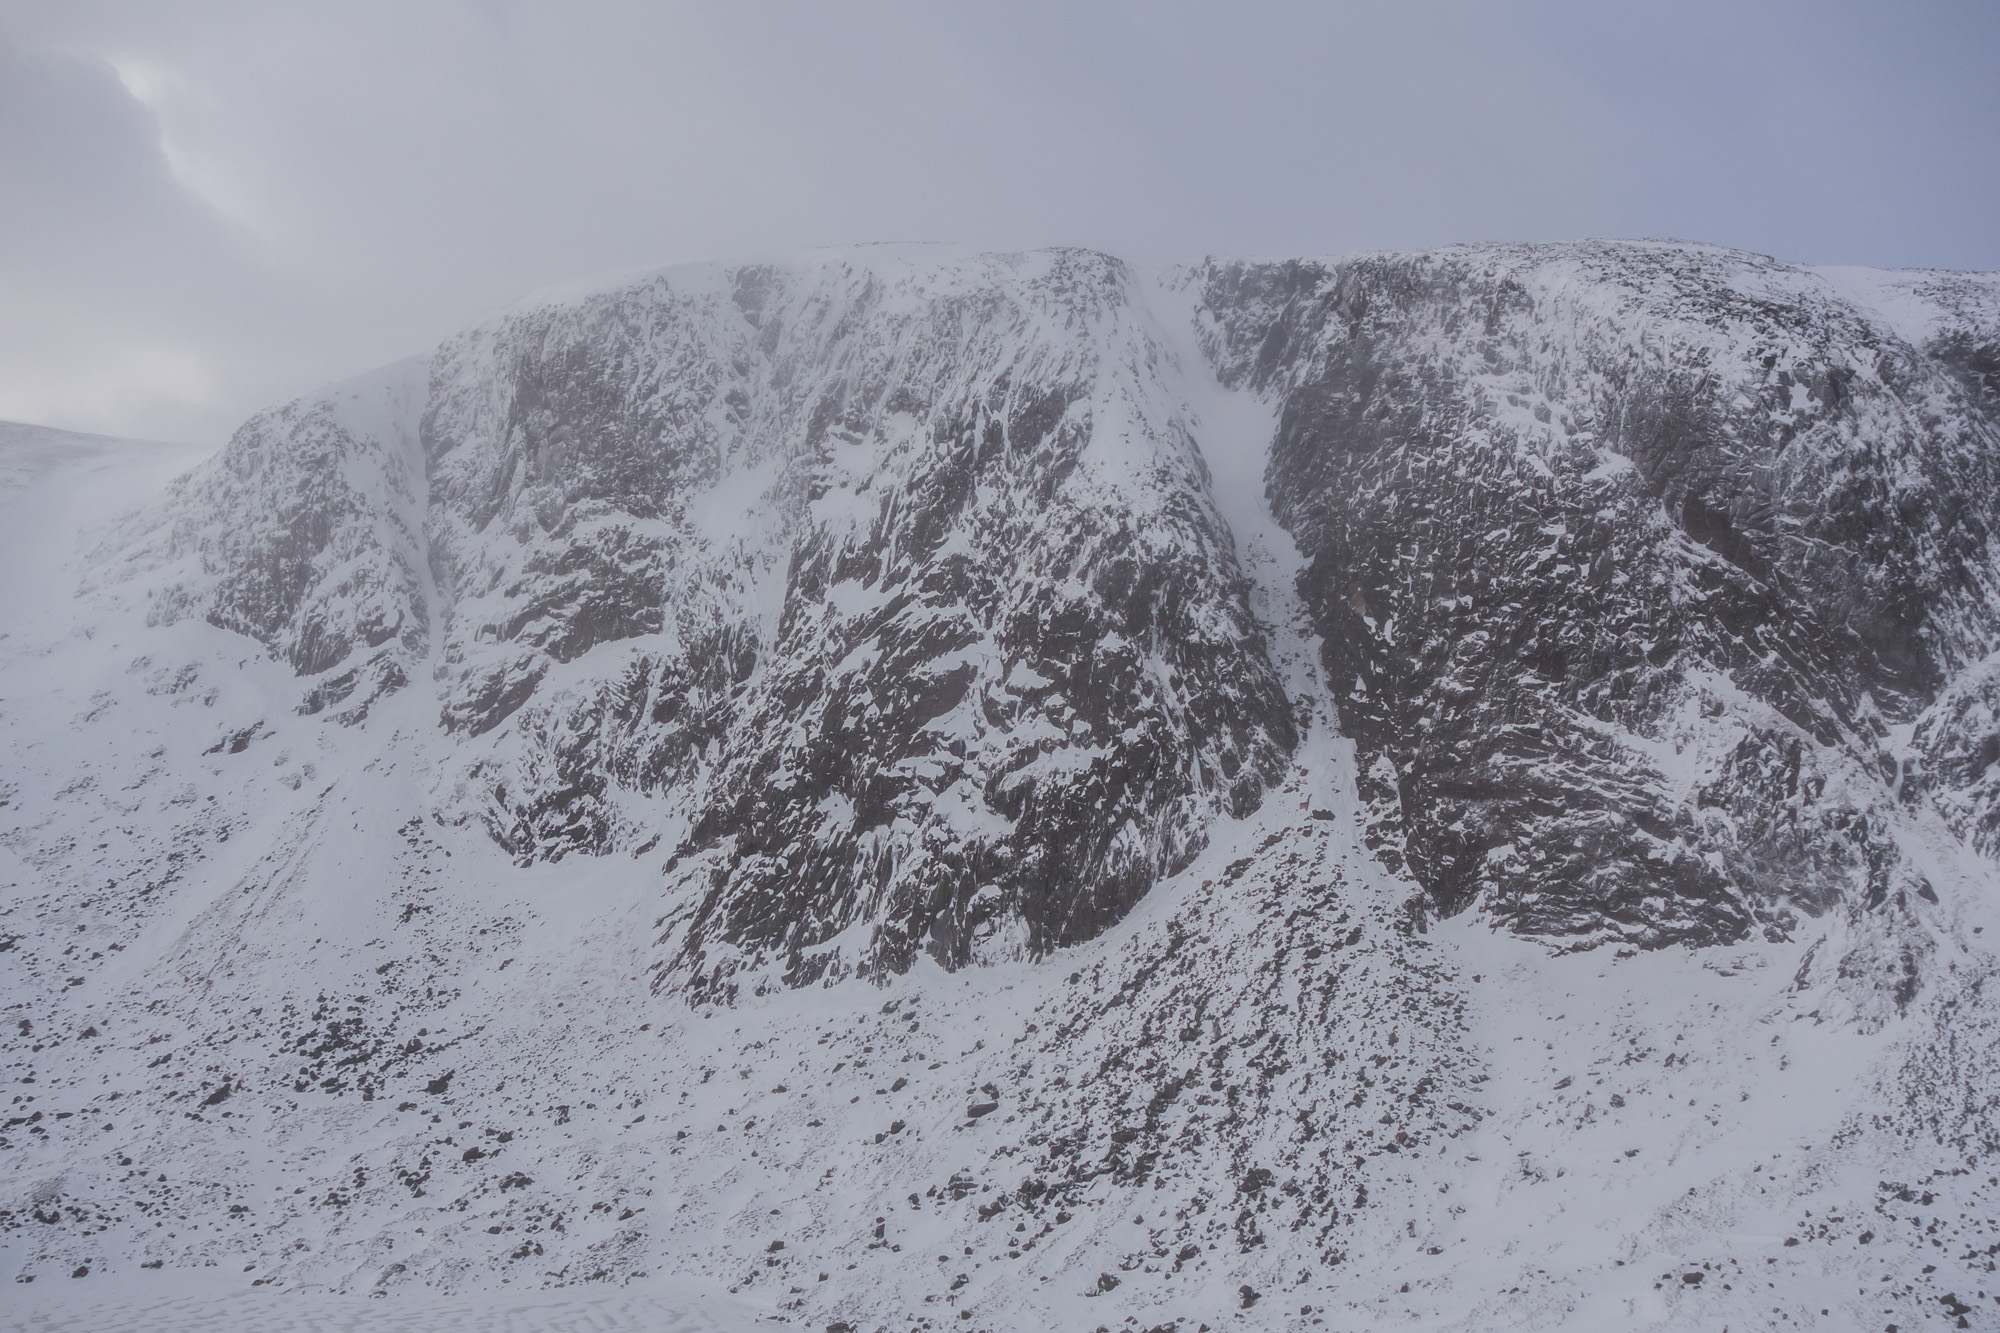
4 245 2000 1332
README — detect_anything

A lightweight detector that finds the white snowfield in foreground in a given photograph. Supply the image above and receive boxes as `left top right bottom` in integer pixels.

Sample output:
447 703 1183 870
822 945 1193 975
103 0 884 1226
5 1274 758 1333
3 247 2000 1333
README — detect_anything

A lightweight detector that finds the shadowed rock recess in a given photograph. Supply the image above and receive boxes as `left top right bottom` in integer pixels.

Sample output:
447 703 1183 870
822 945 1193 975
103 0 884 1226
128 243 2000 968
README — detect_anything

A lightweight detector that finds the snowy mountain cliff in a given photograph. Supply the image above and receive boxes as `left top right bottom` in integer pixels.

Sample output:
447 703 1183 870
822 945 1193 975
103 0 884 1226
4 242 2000 1331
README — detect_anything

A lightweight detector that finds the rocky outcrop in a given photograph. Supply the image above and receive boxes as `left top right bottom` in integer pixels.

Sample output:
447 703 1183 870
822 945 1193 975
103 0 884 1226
118 358 431 721
1191 244 2000 947
104 243 2000 970
419 250 1297 984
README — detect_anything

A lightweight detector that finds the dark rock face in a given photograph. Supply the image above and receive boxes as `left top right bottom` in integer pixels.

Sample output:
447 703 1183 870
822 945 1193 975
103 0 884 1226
1192 244 2000 947
671 255 1296 987
1899 270 2000 861
419 250 1296 986
1914 661 2000 861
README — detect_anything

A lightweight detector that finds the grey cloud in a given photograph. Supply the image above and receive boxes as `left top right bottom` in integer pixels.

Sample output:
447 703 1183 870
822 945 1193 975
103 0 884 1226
1 0 1995 442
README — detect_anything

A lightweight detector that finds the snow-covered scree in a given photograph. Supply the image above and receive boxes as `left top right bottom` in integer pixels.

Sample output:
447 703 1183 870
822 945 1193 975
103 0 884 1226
4 245 2000 1333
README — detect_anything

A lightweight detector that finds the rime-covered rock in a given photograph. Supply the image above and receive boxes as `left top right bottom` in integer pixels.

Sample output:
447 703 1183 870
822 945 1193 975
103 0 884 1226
1190 243 2000 946
418 250 1296 983
91 244 2000 966
114 358 431 721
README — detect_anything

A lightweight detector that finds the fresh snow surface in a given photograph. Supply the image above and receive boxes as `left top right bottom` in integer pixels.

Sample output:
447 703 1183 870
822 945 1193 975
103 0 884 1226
1815 264 2000 348
5 249 2000 1333
3 1273 761 1333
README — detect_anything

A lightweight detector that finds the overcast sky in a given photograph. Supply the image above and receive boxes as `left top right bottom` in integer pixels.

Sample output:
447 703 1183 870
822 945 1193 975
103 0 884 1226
3 0 1996 444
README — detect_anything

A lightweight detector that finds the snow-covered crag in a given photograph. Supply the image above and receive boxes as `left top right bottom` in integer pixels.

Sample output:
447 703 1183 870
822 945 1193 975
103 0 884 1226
5 243 2000 1332
417 251 1294 986
1201 247 2000 957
